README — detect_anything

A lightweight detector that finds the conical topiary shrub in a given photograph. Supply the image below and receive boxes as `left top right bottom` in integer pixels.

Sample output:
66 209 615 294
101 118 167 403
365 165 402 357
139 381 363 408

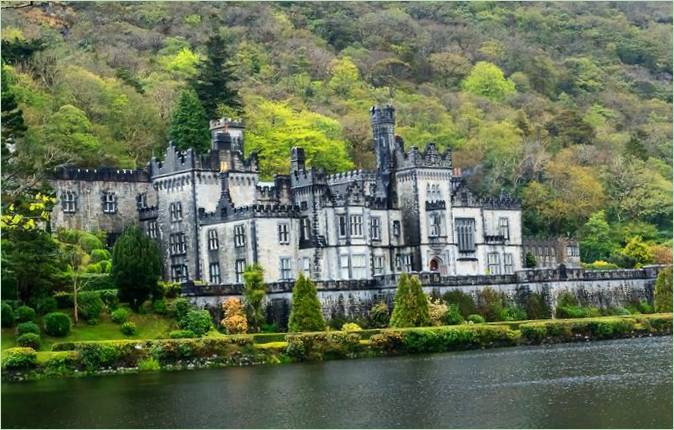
390 273 431 328
288 274 325 332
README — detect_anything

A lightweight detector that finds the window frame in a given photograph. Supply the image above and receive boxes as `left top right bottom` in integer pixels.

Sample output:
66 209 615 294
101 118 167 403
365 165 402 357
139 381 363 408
209 262 221 284
207 229 219 251
234 224 246 248
102 191 117 214
235 259 246 284
456 218 476 252
504 253 514 274
498 217 510 240
279 257 293 281
278 222 290 245
350 215 363 237
373 255 385 275
370 216 381 240
147 221 158 239
488 252 501 275
170 202 183 222
62 191 78 213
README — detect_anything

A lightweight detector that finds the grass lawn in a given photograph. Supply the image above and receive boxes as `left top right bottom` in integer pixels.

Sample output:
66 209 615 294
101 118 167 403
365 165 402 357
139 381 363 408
2 310 177 352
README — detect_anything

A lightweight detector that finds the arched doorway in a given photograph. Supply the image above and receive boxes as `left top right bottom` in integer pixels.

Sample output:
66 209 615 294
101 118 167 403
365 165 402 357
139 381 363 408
429 257 441 272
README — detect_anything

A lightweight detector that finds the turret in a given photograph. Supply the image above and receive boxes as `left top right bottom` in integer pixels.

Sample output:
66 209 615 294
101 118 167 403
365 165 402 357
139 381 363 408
370 105 396 172
210 118 244 153
291 147 306 172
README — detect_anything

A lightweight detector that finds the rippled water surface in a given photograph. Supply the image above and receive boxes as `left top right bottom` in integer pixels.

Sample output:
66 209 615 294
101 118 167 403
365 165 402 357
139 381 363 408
2 336 672 428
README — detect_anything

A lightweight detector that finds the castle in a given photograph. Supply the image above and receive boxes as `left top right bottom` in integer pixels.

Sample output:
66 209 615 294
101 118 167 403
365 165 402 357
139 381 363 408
50 105 528 286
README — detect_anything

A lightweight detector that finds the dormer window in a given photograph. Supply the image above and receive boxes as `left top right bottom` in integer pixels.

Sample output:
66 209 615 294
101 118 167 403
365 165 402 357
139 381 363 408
102 191 117 214
62 191 78 213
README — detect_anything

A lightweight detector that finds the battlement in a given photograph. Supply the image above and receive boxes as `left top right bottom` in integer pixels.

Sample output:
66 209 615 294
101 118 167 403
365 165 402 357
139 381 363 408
370 104 395 124
150 143 198 177
199 202 301 224
138 205 158 220
398 143 452 170
52 166 150 183
209 118 244 130
326 169 376 184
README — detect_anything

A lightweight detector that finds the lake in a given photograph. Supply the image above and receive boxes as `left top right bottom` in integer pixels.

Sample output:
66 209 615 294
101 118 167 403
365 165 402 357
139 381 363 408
2 336 672 428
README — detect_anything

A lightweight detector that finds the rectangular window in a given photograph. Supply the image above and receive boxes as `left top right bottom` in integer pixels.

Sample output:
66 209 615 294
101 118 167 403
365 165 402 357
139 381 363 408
207 229 219 251
393 220 401 237
337 215 347 237
429 213 441 238
350 215 363 236
136 193 148 210
62 191 78 213
280 257 293 281
351 254 367 279
373 256 385 275
170 202 183 222
488 252 501 275
456 218 476 252
301 218 311 241
370 217 381 240
234 224 246 247
235 259 246 283
169 233 187 256
209 262 221 284
504 253 514 274
278 223 290 245
147 221 158 239
171 264 188 282
402 254 412 272
498 217 510 240
102 192 117 214
339 254 350 279
302 257 311 276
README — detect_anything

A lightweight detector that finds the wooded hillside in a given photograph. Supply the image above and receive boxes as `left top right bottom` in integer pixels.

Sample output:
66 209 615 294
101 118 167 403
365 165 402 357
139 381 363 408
2 1 672 263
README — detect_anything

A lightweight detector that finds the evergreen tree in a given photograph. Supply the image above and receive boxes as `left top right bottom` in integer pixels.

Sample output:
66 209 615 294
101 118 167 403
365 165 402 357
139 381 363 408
579 211 616 263
654 267 672 313
288 274 325 332
190 34 242 119
389 274 431 328
243 263 266 332
111 225 162 310
167 89 211 153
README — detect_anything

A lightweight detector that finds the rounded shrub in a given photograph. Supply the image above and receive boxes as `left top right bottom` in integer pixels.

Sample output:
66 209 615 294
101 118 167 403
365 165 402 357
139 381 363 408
110 308 130 324
77 291 105 322
174 298 192 322
17 333 41 349
444 304 464 325
120 321 137 336
467 314 486 324
90 248 111 263
2 347 37 369
17 321 40 336
15 305 36 323
153 299 167 315
1 302 15 327
368 301 389 328
169 329 196 339
183 310 212 336
35 296 58 315
43 312 72 337
341 322 362 332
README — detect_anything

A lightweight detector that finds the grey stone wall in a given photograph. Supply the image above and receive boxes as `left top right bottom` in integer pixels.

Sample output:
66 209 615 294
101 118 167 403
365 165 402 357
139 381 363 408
185 266 665 329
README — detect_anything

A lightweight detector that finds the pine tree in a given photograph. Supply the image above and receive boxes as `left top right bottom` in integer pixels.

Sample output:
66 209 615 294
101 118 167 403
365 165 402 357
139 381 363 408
111 226 162 310
167 89 211 153
288 274 325 332
390 274 431 328
190 34 242 119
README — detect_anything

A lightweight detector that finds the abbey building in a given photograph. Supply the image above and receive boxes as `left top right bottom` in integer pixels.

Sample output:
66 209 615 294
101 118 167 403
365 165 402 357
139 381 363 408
50 105 524 285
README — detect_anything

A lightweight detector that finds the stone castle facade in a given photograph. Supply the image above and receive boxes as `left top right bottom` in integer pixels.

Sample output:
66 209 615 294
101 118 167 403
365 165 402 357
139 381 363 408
50 105 525 286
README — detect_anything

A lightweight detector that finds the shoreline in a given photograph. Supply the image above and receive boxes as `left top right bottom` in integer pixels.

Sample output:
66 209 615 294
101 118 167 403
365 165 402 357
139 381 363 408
2 313 671 383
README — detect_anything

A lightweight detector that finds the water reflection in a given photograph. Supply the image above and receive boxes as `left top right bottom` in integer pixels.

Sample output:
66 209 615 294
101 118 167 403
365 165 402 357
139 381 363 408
2 336 672 428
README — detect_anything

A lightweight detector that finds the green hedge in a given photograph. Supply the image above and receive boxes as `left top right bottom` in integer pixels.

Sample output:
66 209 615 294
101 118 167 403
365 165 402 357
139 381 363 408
2 347 37 369
286 332 363 361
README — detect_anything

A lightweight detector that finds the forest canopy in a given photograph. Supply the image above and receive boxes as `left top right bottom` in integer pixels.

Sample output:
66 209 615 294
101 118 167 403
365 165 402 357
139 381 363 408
1 1 672 261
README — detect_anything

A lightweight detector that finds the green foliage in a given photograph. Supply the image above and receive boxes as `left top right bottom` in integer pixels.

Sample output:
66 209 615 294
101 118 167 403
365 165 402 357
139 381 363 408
476 288 504 322
1 347 37 369
35 296 57 315
110 308 130 324
288 274 326 332
341 322 362 332
444 304 464 325
243 264 266 332
2 302 15 327
555 293 601 319
367 301 389 328
111 226 162 310
286 331 362 361
182 310 212 336
43 312 71 337
15 305 35 323
499 305 528 322
77 291 105 322
120 321 137 336
524 252 537 268
169 329 196 339
654 268 673 313
168 89 210 153
467 314 486 324
159 281 181 299
17 332 41 349
525 292 551 320
442 290 477 318
618 236 655 268
173 298 192 323
153 299 167 315
389 274 431 328
520 317 641 344
190 34 242 118
244 98 354 179
461 62 516 100
138 357 161 371
582 261 620 270
17 321 39 336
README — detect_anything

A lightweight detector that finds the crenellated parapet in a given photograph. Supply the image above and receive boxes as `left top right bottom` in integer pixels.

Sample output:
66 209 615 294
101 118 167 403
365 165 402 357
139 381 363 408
150 143 198 177
199 202 301 224
53 166 150 182
138 205 158 220
397 143 452 170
